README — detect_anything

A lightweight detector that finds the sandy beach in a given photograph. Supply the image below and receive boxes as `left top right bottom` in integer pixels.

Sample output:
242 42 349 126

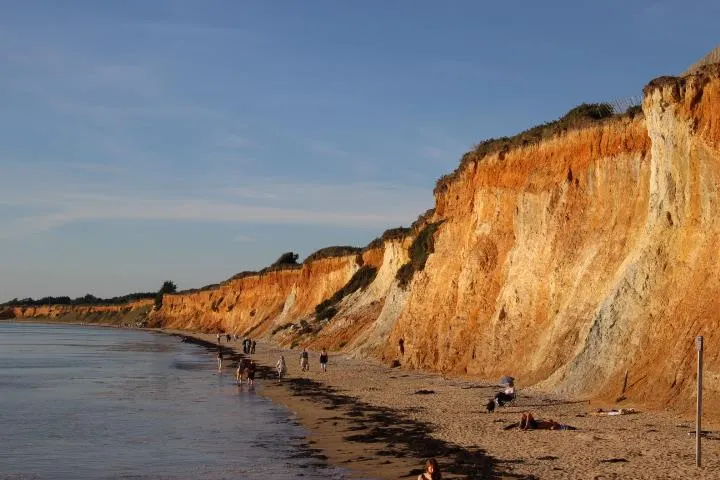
163 329 719 479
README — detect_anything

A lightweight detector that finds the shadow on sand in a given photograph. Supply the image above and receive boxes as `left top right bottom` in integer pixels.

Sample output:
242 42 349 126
173 334 533 479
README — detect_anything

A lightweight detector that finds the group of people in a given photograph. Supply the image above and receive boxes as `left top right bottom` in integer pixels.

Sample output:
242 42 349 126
236 358 257 386
484 378 577 431
215 332 256 354
241 337 256 354
275 347 329 379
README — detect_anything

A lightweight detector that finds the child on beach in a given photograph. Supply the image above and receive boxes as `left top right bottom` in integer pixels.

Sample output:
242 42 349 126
319 348 328 372
276 355 287 380
417 458 441 480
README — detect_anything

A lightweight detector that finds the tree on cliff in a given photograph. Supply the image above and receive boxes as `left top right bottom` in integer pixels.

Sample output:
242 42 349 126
154 280 178 310
271 252 299 267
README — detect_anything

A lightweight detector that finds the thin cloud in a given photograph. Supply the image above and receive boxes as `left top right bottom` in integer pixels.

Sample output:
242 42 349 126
0 181 432 239
233 234 254 243
306 139 351 158
215 133 253 149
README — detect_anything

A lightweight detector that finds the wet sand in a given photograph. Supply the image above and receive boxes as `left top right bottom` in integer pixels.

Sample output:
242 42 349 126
166 331 720 478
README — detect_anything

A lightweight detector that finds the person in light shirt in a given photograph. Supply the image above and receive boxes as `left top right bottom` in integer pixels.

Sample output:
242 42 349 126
494 382 515 407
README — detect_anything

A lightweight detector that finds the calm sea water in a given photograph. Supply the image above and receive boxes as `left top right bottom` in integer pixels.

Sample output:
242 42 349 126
0 323 346 480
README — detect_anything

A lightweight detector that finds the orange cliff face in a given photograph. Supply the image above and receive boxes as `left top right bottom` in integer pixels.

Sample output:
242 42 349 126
152 252 383 338
1 299 153 320
385 65 720 415
10 65 720 416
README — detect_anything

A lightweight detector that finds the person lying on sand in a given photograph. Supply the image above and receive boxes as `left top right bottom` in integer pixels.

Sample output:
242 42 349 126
590 408 637 416
519 412 576 430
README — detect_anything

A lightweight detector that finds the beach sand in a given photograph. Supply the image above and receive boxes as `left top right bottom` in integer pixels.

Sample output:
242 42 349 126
168 330 719 479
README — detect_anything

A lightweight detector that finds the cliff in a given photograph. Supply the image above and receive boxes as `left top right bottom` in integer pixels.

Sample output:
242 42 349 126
2 299 153 325
9 65 720 416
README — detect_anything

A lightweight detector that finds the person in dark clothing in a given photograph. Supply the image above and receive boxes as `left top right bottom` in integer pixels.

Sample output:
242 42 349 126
319 348 329 372
398 338 405 356
251 340 256 354
247 361 256 386
216 349 223 371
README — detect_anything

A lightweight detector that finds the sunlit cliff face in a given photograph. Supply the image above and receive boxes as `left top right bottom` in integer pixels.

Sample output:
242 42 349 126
8 66 720 417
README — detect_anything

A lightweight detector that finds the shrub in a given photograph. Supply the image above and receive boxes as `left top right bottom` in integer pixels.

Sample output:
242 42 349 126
435 102 626 194
625 105 643 117
395 222 441 289
154 280 178 310
271 323 293 335
272 252 299 267
314 265 378 321
304 246 362 263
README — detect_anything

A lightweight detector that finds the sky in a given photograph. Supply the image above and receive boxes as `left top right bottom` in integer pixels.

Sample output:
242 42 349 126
1 1 717 301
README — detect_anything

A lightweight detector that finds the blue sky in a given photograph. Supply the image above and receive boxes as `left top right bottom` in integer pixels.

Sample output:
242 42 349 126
1 1 717 301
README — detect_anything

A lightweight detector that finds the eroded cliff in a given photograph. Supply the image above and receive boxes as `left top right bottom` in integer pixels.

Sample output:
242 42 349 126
9 65 720 416
2 299 153 325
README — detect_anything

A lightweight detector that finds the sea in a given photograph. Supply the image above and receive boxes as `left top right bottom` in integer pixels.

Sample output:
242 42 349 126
0 323 347 479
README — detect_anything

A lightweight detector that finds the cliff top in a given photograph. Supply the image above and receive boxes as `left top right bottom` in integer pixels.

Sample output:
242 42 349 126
434 102 643 196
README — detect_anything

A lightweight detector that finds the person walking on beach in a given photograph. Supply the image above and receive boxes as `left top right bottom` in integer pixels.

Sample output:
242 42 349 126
300 348 310 372
276 355 287 380
319 348 328 372
216 333 221 344
247 360 256 386
235 359 245 385
225 333 231 343
216 349 223 371
417 458 441 480
251 340 256 354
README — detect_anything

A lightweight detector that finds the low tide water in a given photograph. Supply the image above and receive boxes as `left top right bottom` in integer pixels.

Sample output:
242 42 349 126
0 323 345 479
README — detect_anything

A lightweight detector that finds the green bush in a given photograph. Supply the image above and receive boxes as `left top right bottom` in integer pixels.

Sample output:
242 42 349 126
395 222 441 289
304 246 362 263
435 101 626 194
271 252 299 267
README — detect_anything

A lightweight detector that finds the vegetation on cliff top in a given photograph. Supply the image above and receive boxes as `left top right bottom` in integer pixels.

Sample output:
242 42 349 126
303 246 362 264
434 102 643 195
314 265 378 321
1 291 157 308
364 209 436 250
154 280 178 310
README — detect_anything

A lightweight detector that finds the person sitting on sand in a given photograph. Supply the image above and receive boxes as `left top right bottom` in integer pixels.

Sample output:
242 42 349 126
519 412 576 431
417 458 441 480
494 382 515 407
276 355 287 380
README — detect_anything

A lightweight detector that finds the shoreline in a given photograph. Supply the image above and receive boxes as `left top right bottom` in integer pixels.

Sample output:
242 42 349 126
162 329 720 479
6 320 720 478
